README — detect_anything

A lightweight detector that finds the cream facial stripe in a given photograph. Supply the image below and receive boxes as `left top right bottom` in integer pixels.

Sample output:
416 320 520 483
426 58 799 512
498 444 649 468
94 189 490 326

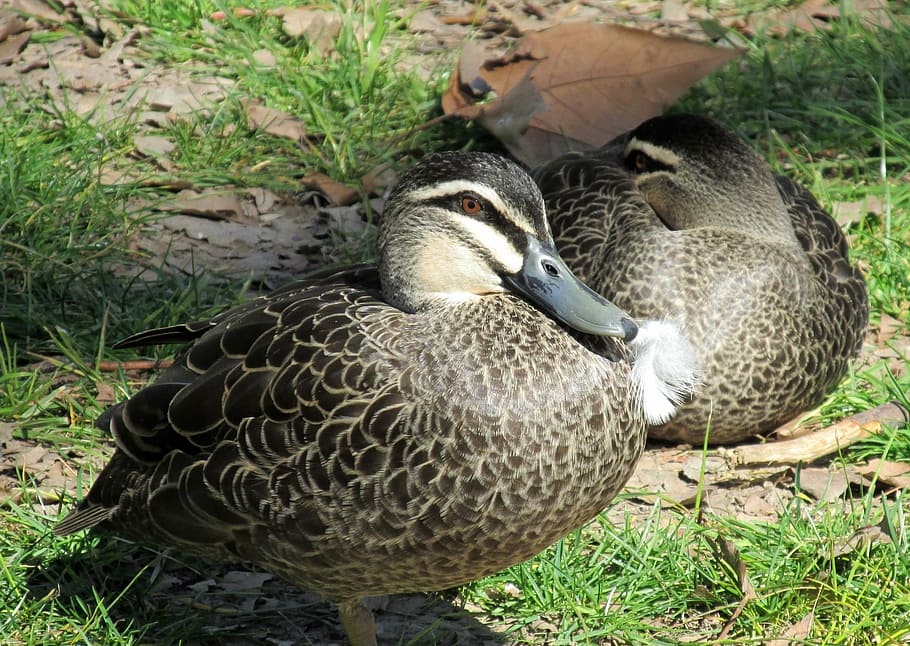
625 138 681 167
453 215 524 274
406 180 535 235
406 179 528 273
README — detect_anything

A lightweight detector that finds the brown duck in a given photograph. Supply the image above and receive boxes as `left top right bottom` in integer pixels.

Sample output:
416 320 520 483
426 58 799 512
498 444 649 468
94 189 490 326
535 114 868 445
56 152 697 644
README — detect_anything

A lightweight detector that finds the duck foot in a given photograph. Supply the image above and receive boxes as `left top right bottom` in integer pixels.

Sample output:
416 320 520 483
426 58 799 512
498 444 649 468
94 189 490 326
720 401 908 466
338 598 378 646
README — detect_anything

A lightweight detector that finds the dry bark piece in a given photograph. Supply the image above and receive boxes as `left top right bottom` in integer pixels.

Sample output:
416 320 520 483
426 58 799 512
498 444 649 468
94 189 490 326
721 402 909 466
443 22 743 165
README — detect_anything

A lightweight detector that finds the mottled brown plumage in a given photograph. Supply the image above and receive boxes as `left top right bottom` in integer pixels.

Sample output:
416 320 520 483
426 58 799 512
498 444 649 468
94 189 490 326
56 152 695 645
535 114 869 445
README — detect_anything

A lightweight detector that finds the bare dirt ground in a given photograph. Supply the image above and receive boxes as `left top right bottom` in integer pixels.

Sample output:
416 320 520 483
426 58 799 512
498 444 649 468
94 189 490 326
2 1 908 644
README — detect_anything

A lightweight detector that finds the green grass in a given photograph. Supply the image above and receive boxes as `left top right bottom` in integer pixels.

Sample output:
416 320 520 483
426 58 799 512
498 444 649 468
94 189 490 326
107 0 464 184
468 487 910 644
1 0 909 644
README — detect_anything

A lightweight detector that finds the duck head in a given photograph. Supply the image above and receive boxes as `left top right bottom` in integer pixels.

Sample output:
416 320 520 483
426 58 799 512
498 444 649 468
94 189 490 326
622 114 799 247
378 152 638 341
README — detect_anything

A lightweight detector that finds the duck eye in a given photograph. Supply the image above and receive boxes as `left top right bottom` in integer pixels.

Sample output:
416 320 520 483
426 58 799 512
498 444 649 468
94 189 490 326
627 150 649 173
461 196 483 214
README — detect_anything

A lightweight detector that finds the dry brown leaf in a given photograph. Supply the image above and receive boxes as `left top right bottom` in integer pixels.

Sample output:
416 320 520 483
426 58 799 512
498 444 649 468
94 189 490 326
361 164 398 196
0 11 29 41
875 313 904 344
714 536 756 599
94 381 117 406
252 48 276 67
220 570 273 592
748 0 832 36
0 421 14 447
746 0 892 37
282 8 341 55
0 31 29 65
624 450 700 506
712 533 758 640
661 0 689 21
853 458 910 490
248 187 282 214
139 177 195 191
831 194 884 227
832 524 893 558
10 444 48 470
766 612 814 646
301 172 359 206
11 0 68 23
442 23 742 165
408 9 441 33
244 100 307 142
165 189 256 223
211 8 256 21
133 135 176 158
146 79 233 114
794 466 849 502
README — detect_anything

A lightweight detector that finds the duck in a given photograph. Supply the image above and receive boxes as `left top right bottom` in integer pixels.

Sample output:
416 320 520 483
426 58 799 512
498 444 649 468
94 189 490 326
534 113 869 445
55 152 698 645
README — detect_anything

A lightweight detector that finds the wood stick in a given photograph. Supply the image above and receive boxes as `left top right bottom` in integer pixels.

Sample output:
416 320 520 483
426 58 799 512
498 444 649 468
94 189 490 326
720 402 909 466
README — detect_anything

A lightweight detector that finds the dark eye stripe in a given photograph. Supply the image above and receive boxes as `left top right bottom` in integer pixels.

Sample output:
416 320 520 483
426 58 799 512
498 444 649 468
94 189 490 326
624 149 675 174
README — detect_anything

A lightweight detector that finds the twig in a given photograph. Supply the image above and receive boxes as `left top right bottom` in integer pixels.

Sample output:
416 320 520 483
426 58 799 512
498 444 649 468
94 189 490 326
22 355 172 374
720 402 909 466
94 359 173 372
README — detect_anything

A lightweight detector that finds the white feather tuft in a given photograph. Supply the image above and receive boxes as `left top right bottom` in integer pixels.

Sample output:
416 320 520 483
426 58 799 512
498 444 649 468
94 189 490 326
628 320 700 425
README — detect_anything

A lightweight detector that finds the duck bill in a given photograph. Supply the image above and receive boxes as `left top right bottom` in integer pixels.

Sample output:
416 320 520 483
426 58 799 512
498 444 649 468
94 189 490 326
504 237 638 341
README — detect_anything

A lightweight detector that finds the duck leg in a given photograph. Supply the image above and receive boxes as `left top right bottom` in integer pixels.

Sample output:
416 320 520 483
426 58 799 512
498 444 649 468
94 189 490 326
337 599 378 646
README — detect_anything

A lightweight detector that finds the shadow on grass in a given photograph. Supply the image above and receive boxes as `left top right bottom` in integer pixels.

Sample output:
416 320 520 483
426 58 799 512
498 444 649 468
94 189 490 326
32 530 504 645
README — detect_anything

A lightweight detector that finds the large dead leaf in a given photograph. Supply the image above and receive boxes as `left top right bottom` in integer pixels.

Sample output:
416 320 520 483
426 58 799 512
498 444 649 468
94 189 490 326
443 22 743 165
